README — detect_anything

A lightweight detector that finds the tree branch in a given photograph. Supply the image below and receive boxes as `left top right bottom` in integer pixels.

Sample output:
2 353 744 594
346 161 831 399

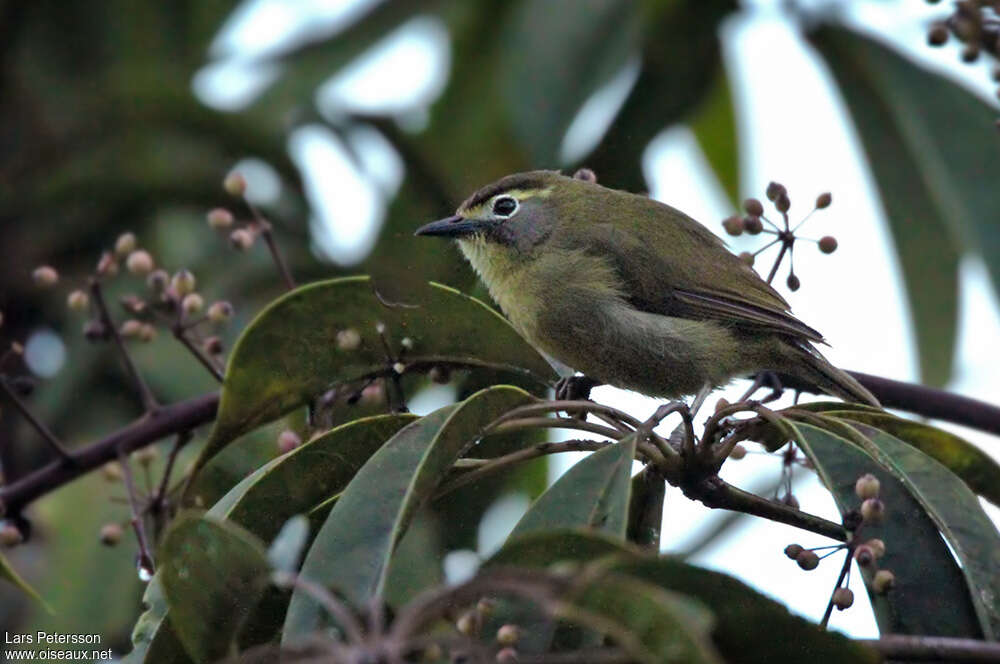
860 635 1000 662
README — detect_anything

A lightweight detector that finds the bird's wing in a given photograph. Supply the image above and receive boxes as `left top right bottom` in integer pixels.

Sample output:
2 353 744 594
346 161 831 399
566 215 824 343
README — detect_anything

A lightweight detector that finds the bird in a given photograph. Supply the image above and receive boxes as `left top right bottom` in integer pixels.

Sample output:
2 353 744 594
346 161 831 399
414 170 879 407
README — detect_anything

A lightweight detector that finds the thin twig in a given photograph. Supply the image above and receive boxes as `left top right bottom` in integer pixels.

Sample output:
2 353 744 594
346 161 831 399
765 242 790 284
246 202 295 290
819 547 854 629
491 417 625 441
0 377 74 463
150 431 191 525
89 278 159 412
172 324 223 382
118 446 155 575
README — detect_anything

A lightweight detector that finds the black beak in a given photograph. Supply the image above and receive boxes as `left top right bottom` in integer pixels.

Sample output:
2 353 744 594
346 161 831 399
414 215 486 238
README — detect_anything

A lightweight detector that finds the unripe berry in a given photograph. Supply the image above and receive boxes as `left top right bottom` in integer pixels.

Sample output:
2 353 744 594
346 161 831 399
0 522 24 547
833 587 854 610
126 250 154 276
206 208 234 230
854 545 875 567
171 270 196 297
456 611 477 636
722 215 744 236
766 181 785 201
961 45 979 63
336 328 362 351
138 323 157 343
855 473 880 499
97 251 119 277
786 274 800 291
393 362 406 375
873 569 895 594
816 192 832 209
67 290 90 312
496 648 518 663
202 336 223 355
776 193 791 214
573 168 597 183
861 497 885 524
277 429 301 454
84 320 108 342
784 543 804 560
207 301 234 323
100 523 123 546
866 538 886 559
224 172 247 197
120 294 147 315
743 216 764 235
729 444 747 460
115 232 137 256
744 198 764 217
147 269 169 292
230 228 255 251
496 624 520 646
928 23 949 45
102 462 123 482
135 446 158 466
120 319 143 338
33 265 59 288
476 598 496 616
818 236 838 254
738 251 755 267
182 293 204 315
796 549 820 570
401 337 414 351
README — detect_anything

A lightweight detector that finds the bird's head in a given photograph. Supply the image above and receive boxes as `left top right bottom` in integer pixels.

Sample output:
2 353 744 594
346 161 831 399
414 170 579 252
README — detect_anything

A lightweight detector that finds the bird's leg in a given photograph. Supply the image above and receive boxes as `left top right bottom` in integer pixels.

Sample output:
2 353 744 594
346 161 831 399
739 371 784 403
689 382 714 419
554 374 600 402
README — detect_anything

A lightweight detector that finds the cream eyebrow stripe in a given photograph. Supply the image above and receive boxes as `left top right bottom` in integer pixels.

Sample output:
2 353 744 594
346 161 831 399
463 186 554 216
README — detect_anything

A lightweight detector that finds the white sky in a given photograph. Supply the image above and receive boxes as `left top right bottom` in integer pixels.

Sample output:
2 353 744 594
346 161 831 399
193 0 1000 640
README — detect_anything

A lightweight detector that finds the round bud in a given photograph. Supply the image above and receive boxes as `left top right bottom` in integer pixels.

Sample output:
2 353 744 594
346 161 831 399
496 624 520 646
796 549 820 570
743 216 764 235
456 611 477 636
84 320 108 342
873 569 895 594
120 319 143 338
714 397 730 413
171 270 196 297
866 538 886 559
429 365 451 384
744 198 764 217
277 429 302 454
842 509 864 532
102 462 123 482
818 236 838 254
854 544 875 567
784 543 804 560
120 295 146 315
775 193 791 214
928 24 949 45
815 192 832 209
138 323 157 343
962 45 980 63
401 337 415 350
206 208 235 230
855 473 880 499
32 265 59 288
786 274 800 291
496 648 518 663
738 251 755 267
230 228 255 252
147 269 169 292
115 232 137 257
135 446 158 466
722 215 744 236
67 290 90 312
97 251 119 277
477 598 496 616
182 293 204 316
100 523 123 547
202 336 223 355
781 492 800 509
336 328 362 351
207 301 234 323
573 168 597 183
766 181 785 201
223 172 247 197
0 522 24 548
861 497 885 524
729 443 747 460
833 587 854 610
393 362 406 375
360 383 384 405
126 250 154 276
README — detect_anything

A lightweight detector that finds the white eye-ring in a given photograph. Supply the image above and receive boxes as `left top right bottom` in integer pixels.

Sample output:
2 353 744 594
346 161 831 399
491 196 518 218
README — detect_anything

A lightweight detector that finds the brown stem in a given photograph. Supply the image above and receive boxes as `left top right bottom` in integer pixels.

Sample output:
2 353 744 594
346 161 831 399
118 447 155 575
172 324 223 382
765 241 790 284
861 635 1000 662
0 377 74 463
819 547 853 629
246 202 295 291
491 417 625 441
89 278 159 412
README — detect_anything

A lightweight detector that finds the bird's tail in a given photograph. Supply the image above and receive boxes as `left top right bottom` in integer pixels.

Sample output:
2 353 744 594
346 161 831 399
786 343 880 407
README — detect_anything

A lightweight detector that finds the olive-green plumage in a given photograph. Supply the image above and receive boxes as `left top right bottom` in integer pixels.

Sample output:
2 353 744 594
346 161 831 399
415 170 878 406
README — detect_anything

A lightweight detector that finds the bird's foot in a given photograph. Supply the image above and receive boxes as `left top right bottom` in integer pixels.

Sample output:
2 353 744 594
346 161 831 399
554 374 600 402
740 371 785 404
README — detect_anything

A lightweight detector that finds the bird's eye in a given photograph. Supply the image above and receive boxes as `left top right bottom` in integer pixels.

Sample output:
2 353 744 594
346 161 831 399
492 196 518 217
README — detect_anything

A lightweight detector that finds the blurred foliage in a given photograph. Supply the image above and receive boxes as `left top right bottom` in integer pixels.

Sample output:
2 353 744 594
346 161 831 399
2 0 1000 654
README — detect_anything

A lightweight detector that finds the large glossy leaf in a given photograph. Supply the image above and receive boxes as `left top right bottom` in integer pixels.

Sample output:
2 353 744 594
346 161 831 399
690 61 740 207
159 513 271 663
123 577 192 664
192 277 555 475
283 385 533 642
489 530 878 663
786 420 985 638
810 25 1000 385
500 0 640 165
510 435 636 540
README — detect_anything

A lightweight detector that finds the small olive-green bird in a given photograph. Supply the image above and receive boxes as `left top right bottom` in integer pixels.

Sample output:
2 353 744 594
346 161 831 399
415 170 878 406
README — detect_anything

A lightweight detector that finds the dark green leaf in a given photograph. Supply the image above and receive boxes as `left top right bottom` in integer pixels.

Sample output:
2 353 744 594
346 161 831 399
192 277 555 476
283 386 533 641
690 61 740 207
122 578 192 664
159 513 271 663
510 436 636 540
787 420 985 638
809 25 1000 385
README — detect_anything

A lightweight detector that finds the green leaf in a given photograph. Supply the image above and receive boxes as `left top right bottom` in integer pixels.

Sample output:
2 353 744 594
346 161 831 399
627 466 666 550
823 409 1000 507
267 516 310 574
283 385 534 642
510 436 636 540
192 276 555 477
122 578 192 664
809 25 1000 385
0 551 48 609
159 513 271 663
205 414 418 537
787 420 986 638
690 61 740 207
499 0 641 164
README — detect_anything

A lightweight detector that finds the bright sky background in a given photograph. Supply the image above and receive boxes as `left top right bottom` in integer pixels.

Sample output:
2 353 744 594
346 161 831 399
178 0 1000 641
